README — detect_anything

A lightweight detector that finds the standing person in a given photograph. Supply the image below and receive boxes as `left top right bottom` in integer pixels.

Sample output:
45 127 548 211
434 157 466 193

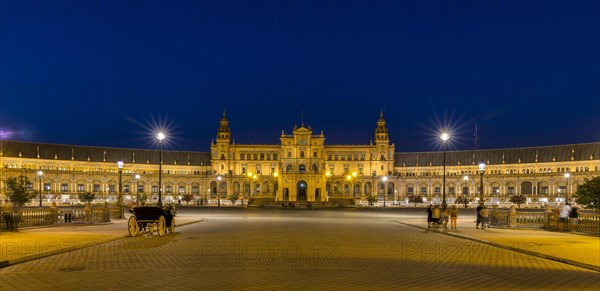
476 202 484 229
426 204 433 228
442 206 450 228
2 200 14 231
432 205 441 225
450 205 458 230
569 204 580 232
479 205 489 229
558 202 572 231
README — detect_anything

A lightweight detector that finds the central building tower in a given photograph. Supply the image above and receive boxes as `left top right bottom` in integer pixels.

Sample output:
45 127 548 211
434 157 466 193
278 123 326 202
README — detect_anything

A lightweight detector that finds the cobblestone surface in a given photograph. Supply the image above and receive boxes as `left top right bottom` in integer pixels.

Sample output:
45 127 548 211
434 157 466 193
1 209 598 290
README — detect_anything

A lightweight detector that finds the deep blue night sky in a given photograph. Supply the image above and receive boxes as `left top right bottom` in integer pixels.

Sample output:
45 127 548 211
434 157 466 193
1 0 599 152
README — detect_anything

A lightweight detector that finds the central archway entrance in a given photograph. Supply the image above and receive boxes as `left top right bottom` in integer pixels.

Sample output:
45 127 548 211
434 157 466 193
297 180 307 201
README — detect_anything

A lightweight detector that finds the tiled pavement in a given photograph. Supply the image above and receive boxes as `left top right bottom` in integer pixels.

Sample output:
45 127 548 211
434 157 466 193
397 215 600 271
0 209 599 290
0 212 202 266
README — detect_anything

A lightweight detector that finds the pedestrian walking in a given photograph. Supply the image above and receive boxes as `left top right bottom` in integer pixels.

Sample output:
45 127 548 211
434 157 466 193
557 202 572 231
475 202 483 229
426 204 433 228
450 205 458 230
569 204 580 231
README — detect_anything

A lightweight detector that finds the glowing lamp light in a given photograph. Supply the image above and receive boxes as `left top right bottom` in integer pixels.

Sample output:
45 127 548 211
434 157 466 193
478 161 486 172
135 174 140 180
117 160 124 169
440 133 450 141
382 176 388 182
564 173 570 178
156 132 166 141
37 170 43 177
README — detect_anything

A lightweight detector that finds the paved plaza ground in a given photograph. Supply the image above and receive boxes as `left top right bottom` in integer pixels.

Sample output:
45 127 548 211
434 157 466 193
1 207 599 290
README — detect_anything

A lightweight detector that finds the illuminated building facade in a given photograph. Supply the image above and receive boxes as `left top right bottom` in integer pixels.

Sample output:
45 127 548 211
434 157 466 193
1 113 598 206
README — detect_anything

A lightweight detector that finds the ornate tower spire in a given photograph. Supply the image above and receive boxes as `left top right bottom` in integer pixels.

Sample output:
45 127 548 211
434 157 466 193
375 110 389 142
217 110 231 141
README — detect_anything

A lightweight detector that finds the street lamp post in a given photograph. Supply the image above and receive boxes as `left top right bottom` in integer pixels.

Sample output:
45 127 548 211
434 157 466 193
479 161 486 203
564 172 571 203
440 132 449 210
117 161 124 218
37 170 43 207
156 132 166 207
382 176 388 207
117 161 124 207
463 175 469 208
346 171 357 202
135 174 140 206
217 175 222 207
272 172 278 200
325 171 332 202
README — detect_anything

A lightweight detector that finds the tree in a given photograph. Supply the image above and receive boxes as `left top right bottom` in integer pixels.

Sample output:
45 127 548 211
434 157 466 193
182 194 194 205
228 193 239 205
78 192 95 203
455 196 470 208
510 195 527 208
4 175 36 207
574 176 600 211
408 195 423 207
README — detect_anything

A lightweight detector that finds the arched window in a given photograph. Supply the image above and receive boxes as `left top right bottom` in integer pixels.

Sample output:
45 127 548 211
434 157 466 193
260 153 265 160
266 153 271 160
273 153 278 160
253 153 258 160
286 164 293 172
299 164 306 173
287 152 291 158
300 151 305 158
240 153 245 160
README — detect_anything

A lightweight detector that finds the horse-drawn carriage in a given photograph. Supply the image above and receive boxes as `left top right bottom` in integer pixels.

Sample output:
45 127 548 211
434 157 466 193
127 205 176 237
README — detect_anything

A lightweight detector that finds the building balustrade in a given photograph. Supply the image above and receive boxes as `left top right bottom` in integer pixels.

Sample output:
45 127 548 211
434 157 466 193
490 205 600 234
0 203 120 230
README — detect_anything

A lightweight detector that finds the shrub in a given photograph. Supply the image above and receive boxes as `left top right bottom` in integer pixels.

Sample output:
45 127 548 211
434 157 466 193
78 192 95 203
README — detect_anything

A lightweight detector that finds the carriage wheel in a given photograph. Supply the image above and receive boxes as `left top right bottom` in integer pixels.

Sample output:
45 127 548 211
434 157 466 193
128 216 139 237
169 218 175 233
157 215 166 237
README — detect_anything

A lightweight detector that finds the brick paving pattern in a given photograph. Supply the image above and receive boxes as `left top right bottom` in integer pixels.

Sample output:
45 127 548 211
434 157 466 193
1 209 598 290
